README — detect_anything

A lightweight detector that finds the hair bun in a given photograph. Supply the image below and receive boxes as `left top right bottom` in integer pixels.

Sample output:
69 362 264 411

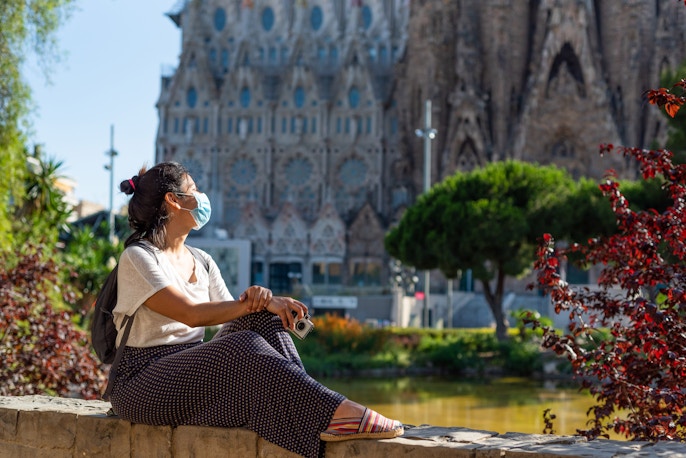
119 176 139 195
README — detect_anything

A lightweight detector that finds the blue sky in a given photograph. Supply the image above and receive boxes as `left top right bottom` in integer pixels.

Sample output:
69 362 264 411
24 1 181 211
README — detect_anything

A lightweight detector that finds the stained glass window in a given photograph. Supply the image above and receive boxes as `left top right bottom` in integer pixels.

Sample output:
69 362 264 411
294 86 305 108
348 86 360 108
230 158 257 186
240 87 251 108
187 87 197 108
262 7 275 31
310 6 323 30
214 8 226 31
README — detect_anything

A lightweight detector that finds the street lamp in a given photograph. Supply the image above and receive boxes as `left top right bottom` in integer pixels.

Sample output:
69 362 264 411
103 125 118 243
414 99 437 328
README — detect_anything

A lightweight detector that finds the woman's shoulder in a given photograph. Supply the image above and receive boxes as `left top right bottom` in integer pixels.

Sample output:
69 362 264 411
122 240 159 264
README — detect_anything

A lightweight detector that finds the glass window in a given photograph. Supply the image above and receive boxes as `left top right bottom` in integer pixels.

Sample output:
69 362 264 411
269 47 277 63
240 87 251 108
329 263 342 284
345 117 350 133
362 5 372 30
209 48 217 64
174 117 179 133
227 118 233 133
312 262 342 285
269 262 301 294
312 263 326 284
221 49 229 70
310 6 323 30
351 261 381 286
339 158 367 187
348 86 360 108
366 116 371 133
217 116 222 134
317 46 326 61
336 117 341 133
330 46 338 63
186 87 197 108
251 262 264 285
294 86 305 108
257 117 262 133
214 7 226 31
261 7 275 31
567 263 590 284
231 158 257 186
282 117 287 133
380 46 388 63
203 117 208 133
302 117 308 133
312 117 317 133
163 118 168 134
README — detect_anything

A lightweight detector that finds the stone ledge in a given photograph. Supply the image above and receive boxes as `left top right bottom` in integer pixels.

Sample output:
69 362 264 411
1 395 686 457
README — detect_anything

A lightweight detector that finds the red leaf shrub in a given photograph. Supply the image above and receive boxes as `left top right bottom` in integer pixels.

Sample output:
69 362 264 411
532 146 686 441
0 244 105 399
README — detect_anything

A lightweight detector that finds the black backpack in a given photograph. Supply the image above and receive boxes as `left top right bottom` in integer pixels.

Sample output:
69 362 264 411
90 242 209 400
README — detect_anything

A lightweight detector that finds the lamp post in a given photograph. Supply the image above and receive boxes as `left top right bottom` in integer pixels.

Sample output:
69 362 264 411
103 125 118 243
414 99 437 328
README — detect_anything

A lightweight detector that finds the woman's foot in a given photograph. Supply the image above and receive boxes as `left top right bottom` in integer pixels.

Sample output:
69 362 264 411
321 407 404 442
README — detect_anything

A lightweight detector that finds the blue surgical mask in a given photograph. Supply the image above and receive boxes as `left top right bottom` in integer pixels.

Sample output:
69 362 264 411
178 191 212 230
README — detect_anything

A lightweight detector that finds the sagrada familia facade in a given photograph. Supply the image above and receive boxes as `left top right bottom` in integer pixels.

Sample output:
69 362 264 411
155 0 686 296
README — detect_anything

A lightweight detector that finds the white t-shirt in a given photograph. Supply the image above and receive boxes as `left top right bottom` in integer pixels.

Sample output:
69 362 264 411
112 242 233 347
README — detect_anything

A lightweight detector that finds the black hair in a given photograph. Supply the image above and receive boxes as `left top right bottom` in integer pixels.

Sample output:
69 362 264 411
119 162 188 249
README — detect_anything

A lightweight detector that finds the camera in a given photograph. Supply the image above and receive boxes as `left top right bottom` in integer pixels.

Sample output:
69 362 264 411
290 311 314 340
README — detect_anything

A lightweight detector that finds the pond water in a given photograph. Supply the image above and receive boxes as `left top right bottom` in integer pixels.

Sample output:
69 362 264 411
321 376 618 439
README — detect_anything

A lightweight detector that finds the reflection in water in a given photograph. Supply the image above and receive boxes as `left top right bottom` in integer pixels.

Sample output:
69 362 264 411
322 376 611 438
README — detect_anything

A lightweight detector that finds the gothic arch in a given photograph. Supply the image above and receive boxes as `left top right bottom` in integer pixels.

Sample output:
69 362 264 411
453 137 481 172
233 201 270 256
546 42 586 98
271 201 308 257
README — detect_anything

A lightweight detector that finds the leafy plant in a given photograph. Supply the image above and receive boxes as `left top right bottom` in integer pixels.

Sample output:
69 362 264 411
531 146 686 441
60 223 124 325
0 243 105 399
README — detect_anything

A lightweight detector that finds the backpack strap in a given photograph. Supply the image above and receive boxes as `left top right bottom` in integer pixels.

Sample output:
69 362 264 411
103 313 135 402
187 245 210 272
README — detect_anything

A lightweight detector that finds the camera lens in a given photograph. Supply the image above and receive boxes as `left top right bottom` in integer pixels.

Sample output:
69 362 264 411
296 322 305 331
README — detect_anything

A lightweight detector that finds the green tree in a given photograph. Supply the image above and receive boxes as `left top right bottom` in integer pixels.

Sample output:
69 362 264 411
386 161 576 341
0 0 75 250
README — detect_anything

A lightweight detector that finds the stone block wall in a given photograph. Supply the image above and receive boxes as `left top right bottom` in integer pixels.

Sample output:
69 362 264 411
2 396 686 457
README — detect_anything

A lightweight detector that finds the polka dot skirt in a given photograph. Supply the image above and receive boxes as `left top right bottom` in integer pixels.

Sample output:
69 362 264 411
110 312 346 458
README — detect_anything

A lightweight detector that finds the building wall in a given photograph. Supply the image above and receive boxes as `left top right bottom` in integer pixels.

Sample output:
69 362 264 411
156 0 686 295
156 0 407 293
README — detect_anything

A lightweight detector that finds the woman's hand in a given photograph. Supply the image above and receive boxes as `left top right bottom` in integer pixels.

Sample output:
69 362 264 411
266 296 309 331
238 285 272 313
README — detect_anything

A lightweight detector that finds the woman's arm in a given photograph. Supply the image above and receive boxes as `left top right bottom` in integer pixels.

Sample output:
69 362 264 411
144 284 271 327
144 284 308 329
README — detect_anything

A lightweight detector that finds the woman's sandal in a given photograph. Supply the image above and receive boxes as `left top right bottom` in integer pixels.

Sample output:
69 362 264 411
320 408 404 442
